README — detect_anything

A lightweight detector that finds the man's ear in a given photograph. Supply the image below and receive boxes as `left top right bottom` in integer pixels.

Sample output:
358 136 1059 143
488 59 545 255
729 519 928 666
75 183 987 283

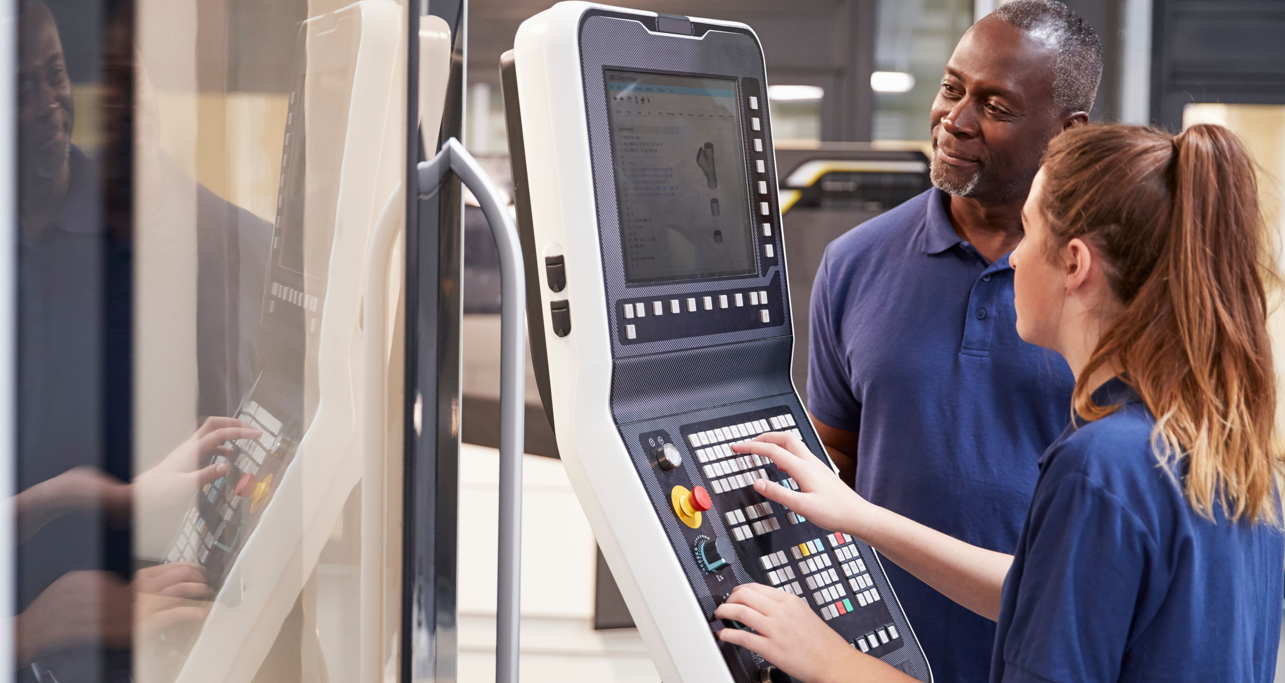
1062 111 1090 130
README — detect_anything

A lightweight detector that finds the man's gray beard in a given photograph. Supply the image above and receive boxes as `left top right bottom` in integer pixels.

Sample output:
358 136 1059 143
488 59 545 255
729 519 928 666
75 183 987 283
930 156 981 197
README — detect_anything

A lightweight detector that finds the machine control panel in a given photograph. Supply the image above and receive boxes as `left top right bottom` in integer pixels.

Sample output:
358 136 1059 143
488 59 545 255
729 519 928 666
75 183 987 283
633 406 916 668
504 4 932 682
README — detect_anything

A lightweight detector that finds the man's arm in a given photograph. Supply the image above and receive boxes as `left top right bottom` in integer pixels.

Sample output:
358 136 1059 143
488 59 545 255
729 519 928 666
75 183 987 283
809 412 859 488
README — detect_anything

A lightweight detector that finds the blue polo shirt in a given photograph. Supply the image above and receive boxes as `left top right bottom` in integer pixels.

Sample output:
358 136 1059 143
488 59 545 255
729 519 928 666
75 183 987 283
808 187 1074 681
993 378 1284 682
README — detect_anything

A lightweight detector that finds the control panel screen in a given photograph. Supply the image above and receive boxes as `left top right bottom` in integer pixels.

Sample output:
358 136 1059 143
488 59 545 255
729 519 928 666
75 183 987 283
605 70 755 284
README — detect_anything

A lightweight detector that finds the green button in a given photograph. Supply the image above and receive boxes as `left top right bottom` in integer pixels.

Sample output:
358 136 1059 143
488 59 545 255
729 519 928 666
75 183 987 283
843 599 853 612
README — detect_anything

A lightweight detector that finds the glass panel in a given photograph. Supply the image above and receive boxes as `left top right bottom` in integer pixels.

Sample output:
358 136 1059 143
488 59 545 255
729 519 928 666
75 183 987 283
872 0 973 142
13 0 409 680
132 0 408 679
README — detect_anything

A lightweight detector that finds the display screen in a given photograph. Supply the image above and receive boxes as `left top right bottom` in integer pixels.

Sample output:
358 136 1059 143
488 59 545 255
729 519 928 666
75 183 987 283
606 70 756 283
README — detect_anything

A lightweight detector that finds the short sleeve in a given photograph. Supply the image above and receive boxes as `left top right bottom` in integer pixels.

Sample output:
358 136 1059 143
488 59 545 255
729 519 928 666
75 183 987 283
998 467 1158 683
806 248 862 431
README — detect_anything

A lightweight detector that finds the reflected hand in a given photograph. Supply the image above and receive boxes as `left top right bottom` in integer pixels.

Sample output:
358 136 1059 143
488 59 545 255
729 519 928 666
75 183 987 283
15 571 134 666
714 584 860 683
133 417 261 516
133 563 212 641
730 432 873 537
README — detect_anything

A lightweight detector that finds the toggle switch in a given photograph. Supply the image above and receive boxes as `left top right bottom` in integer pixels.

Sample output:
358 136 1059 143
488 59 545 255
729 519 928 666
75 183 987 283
550 300 571 337
544 255 566 292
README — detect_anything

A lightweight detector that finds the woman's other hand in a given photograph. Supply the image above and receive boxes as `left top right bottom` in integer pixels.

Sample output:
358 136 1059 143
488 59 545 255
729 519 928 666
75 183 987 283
713 583 916 683
731 431 876 538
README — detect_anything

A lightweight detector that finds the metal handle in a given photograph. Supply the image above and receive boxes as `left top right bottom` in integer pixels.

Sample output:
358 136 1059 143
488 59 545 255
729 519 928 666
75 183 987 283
419 138 526 683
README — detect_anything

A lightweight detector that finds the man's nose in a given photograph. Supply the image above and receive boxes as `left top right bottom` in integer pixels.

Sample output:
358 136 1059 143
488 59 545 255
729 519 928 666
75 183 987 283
941 99 979 137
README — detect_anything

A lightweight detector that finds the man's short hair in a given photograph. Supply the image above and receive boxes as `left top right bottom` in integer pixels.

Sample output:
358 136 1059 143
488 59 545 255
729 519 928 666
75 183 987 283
994 0 1104 114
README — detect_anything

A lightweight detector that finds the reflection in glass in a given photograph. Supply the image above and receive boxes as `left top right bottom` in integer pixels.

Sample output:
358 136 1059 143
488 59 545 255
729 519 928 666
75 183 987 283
13 0 408 681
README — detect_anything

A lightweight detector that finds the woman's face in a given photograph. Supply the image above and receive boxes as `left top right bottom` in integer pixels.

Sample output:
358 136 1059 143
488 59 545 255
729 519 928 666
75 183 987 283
1010 170 1067 350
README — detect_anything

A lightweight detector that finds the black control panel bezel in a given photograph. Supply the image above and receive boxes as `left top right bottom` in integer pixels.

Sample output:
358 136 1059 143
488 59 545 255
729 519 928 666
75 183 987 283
579 14 788 356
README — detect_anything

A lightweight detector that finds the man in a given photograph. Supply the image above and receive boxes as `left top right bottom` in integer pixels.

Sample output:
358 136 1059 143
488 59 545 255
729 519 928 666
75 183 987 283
807 1 1102 680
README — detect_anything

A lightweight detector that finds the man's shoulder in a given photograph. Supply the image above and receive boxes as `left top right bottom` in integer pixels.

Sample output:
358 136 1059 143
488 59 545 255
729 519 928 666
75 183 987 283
823 189 935 267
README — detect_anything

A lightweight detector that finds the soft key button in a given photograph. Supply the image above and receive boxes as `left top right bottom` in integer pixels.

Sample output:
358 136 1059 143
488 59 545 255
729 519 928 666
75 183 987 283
687 297 697 312
735 293 744 307
670 299 680 314
653 301 664 315
719 294 729 309
703 296 714 310
634 302 645 317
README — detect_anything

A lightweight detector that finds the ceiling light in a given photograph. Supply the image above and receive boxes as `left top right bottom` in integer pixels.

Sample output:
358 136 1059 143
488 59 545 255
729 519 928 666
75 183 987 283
870 71 915 93
767 85 824 101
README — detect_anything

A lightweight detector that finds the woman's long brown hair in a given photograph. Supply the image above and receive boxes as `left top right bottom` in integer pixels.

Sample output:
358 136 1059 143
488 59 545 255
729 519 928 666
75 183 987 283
1040 124 1282 525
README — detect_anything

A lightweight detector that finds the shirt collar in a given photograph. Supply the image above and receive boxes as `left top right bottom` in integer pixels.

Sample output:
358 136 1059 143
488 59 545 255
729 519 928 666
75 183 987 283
1039 376 1144 468
919 186 1015 274
919 186 963 255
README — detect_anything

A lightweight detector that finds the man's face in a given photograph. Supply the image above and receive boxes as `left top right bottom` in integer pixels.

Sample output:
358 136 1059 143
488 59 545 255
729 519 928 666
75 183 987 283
18 3 74 181
929 17 1063 204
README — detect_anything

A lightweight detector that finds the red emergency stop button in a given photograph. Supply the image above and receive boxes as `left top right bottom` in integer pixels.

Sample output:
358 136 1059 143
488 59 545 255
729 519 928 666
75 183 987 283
688 486 712 512
671 485 710 529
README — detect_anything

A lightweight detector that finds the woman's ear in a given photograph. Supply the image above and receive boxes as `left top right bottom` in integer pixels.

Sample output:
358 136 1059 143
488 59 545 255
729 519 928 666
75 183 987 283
1063 237 1094 296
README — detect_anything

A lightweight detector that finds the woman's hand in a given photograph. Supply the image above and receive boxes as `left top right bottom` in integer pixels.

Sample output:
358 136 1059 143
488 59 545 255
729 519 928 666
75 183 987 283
730 431 878 538
714 584 916 683
133 417 261 517
736 431 1013 620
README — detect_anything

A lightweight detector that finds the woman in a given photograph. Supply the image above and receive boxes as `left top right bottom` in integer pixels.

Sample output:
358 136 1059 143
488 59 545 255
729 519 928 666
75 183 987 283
716 124 1285 683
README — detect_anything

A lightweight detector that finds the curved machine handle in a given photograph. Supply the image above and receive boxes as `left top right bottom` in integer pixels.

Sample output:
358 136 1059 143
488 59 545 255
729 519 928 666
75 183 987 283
419 138 527 683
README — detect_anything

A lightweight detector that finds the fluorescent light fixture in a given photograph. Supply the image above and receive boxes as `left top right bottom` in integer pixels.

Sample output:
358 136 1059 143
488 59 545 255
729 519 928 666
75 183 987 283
870 71 915 93
767 85 824 102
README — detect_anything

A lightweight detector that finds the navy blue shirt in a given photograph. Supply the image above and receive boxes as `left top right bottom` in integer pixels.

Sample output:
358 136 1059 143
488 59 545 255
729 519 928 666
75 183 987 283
808 188 1074 681
993 378 1284 682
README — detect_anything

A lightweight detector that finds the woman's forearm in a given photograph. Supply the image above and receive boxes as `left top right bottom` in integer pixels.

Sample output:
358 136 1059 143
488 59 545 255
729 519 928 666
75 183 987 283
851 505 1012 621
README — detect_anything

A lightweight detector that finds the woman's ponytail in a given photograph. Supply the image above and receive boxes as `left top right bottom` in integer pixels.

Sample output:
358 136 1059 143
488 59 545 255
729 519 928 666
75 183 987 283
1041 124 1282 525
